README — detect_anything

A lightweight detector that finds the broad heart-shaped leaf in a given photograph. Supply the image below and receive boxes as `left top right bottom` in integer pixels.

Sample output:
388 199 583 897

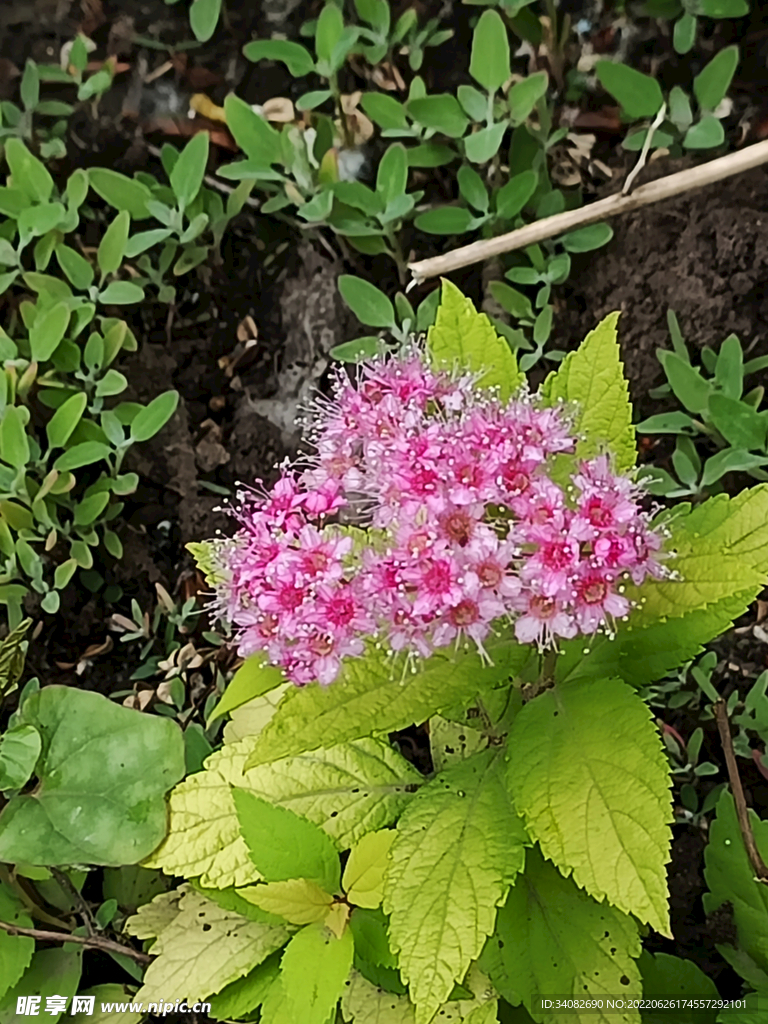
233 789 340 893
244 636 533 768
507 677 672 936
275 922 354 1024
483 845 642 1024
0 686 185 866
541 311 635 472
638 951 719 1023
126 884 290 1003
342 829 396 909
0 948 81 1024
427 279 524 403
0 883 34 1000
383 749 528 1024
703 790 768 981
143 737 421 888
624 487 768 628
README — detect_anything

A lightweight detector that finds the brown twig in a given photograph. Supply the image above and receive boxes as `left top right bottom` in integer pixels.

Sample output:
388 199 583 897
714 700 768 884
408 139 768 283
0 919 152 964
50 868 96 938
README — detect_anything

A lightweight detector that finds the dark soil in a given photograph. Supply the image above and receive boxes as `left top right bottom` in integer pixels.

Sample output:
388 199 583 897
4 0 768 1009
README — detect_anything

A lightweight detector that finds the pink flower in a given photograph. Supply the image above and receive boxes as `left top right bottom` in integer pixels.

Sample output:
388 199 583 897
514 593 578 647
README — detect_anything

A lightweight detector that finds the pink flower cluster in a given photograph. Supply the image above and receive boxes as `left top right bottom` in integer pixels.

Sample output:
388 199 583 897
209 345 666 686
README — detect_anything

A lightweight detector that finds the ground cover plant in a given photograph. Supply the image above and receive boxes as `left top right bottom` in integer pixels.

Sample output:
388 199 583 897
1 0 768 1021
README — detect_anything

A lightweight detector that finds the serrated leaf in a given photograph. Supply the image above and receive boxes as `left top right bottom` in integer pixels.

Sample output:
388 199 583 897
638 950 718 1022
541 311 635 472
143 737 421 888
340 969 415 1024
126 885 289 1002
0 947 81 1023
703 790 768 980
208 952 280 1021
507 677 672 936
208 653 285 725
625 487 768 625
223 684 291 745
426 279 524 402
245 637 532 768
383 749 528 1024
342 830 396 909
239 879 334 924
274 923 353 1024
487 845 642 1024
234 789 340 892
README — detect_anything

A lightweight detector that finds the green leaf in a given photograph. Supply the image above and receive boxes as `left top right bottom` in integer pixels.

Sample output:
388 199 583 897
0 948 81 1024
595 62 664 117
507 71 548 124
130 391 179 442
697 0 748 16
275 922 354 1024
540 311 636 472
98 281 145 304
124 228 174 257
694 45 739 111
464 123 507 164
683 117 725 149
30 301 70 362
702 449 768 486
708 393 767 450
97 211 130 278
470 10 510 94
170 132 209 210
486 844 642 1024
342 830 395 909
316 2 345 66
56 245 94 290
223 94 282 166
73 491 110 526
0 883 34 1000
0 686 185 865
0 407 29 470
383 750 527 1024
126 885 289 1003
4 138 53 203
457 166 489 213
703 790 768 981
95 368 128 398
243 39 315 77
714 332 743 398
427 279 523 401
496 170 538 219
208 954 280 1021
361 92 408 130
406 143 456 167
489 281 533 320
507 677 672 936
88 168 152 219
0 725 41 791
341 970 414 1024
674 12 697 54
69 985 144 1024
638 951 719 1023
190 0 221 41
657 349 711 413
338 275 396 329
626 487 768 626
144 737 421 889
233 788 341 892
376 144 408 205
414 206 477 234
560 222 613 252
245 636 531 768
458 84 488 122
208 654 285 725
408 95 469 138
330 337 381 362
54 442 111 471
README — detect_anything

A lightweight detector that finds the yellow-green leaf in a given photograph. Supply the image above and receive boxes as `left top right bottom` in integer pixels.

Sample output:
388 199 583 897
239 879 334 925
541 312 635 472
342 830 396 909
427 279 524 402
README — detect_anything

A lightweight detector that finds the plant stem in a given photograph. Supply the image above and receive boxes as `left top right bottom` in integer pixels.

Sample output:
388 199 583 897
0 918 152 963
714 699 768 883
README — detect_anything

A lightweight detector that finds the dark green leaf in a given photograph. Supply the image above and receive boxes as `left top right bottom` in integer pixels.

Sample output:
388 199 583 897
683 116 725 149
693 46 739 111
414 206 476 234
97 211 130 278
673 12 697 54
457 165 488 213
707 393 767 450
223 95 282 166
376 144 408 204
54 442 111 471
406 143 456 168
457 85 488 122
46 393 87 449
464 122 507 164
560 223 614 252
360 93 408 129
507 71 548 124
170 132 209 209
408 95 469 137
496 169 538 219
0 408 29 470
